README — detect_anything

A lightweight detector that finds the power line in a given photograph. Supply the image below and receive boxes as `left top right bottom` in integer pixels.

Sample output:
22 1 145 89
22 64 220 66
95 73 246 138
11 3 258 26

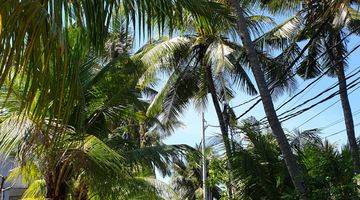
277 68 360 121
256 42 360 123
286 80 318 111
233 30 360 120
278 78 360 124
235 98 262 120
256 67 360 124
237 71 358 122
230 21 360 110
231 96 259 109
256 74 360 129
297 100 340 128
274 44 360 114
319 109 360 130
268 25 360 92
324 121 360 139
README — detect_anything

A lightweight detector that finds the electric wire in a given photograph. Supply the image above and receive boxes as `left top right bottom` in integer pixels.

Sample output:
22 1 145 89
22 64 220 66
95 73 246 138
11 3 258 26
277 78 360 124
319 109 360 130
324 121 360 139
231 25 360 113
234 33 360 120
274 45 360 117
276 68 360 121
255 43 360 123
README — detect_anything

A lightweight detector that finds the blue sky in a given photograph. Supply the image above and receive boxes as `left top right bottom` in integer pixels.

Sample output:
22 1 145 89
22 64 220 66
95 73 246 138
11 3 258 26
151 15 360 149
155 41 360 180
162 48 360 148
132 7 360 152
140 8 360 182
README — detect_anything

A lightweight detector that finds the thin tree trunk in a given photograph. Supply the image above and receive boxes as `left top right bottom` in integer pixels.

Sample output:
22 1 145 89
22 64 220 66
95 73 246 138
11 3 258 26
329 32 360 173
336 65 360 173
204 63 233 198
228 0 308 197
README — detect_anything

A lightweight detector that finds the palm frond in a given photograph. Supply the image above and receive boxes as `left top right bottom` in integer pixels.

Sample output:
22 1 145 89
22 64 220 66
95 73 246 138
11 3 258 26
137 36 193 88
146 69 199 125
125 144 191 176
22 179 46 200
246 15 276 38
227 55 257 96
254 14 302 51
297 37 324 79
0 116 36 161
0 0 230 121
7 162 41 186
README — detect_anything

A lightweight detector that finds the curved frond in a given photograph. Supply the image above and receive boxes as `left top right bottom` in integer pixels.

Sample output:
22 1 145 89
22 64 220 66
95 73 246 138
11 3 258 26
22 179 46 200
147 69 199 124
126 144 191 176
137 37 193 88
254 14 302 51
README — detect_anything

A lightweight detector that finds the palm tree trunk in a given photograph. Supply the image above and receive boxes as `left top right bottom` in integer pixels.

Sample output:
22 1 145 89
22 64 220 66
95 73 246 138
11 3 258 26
336 66 360 173
329 32 360 173
228 0 308 197
204 63 233 198
45 169 68 200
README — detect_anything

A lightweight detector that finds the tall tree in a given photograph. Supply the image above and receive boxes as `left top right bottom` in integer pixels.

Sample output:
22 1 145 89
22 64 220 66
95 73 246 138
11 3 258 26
0 0 229 123
136 13 263 197
170 145 223 199
260 0 360 173
0 21 189 199
226 0 308 197
295 0 360 173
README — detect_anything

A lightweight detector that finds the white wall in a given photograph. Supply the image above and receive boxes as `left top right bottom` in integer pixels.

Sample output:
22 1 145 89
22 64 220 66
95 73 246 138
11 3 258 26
0 155 26 200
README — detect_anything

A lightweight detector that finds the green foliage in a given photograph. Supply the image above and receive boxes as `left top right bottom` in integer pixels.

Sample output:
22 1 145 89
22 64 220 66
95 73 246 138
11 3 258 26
299 143 359 199
170 146 223 200
0 0 231 122
226 123 360 199
1 1 360 199
0 16 191 199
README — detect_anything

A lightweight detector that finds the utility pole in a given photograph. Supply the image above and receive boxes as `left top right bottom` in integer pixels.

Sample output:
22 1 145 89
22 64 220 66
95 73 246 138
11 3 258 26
201 112 207 200
0 175 5 200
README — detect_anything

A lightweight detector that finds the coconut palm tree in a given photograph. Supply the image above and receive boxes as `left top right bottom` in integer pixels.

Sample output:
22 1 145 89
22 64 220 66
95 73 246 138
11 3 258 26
225 0 308 196
137 11 299 197
135 13 267 197
0 20 190 199
137 12 257 160
232 123 295 199
0 0 229 124
1 121 164 200
258 0 360 173
296 0 360 173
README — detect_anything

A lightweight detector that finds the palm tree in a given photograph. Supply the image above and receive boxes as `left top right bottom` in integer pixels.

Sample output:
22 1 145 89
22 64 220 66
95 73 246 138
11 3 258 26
136 13 262 196
0 119 180 200
0 21 189 199
232 123 295 199
289 129 323 150
259 0 360 173
294 0 360 173
298 141 358 199
137 12 298 197
0 0 229 123
226 0 308 196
